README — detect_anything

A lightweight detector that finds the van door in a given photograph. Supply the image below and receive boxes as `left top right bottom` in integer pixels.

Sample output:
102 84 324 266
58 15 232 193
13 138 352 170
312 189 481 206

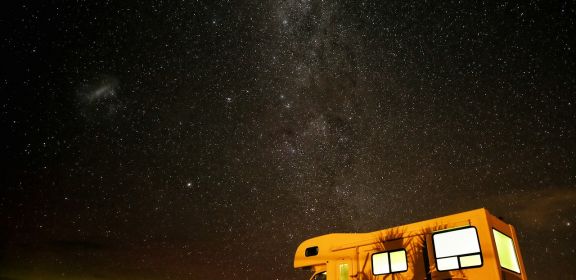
325 260 352 280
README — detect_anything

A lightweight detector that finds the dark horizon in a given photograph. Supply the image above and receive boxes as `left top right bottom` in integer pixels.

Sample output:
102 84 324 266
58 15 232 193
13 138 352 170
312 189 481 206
1 1 575 279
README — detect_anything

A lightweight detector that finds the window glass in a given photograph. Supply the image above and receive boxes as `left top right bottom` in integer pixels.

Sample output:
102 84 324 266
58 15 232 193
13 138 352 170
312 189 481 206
339 263 349 280
433 227 483 271
372 249 407 275
437 257 459 271
493 229 521 273
305 246 319 257
434 227 480 258
312 272 326 280
372 252 390 274
459 254 482 267
390 250 408 272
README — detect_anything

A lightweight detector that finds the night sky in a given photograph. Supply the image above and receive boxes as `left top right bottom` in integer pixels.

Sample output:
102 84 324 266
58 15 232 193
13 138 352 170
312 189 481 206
1 0 575 279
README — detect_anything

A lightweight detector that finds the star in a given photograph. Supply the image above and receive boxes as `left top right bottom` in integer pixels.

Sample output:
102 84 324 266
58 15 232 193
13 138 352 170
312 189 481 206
2 1 575 279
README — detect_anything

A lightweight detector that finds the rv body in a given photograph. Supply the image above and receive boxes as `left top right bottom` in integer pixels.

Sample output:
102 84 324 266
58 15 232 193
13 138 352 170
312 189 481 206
294 208 527 280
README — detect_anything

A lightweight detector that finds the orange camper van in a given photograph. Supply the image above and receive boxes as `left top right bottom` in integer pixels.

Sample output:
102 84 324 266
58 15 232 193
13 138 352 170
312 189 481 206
294 208 527 280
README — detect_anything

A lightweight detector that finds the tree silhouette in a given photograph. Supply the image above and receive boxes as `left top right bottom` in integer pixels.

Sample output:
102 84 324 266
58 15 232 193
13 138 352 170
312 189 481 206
358 224 469 280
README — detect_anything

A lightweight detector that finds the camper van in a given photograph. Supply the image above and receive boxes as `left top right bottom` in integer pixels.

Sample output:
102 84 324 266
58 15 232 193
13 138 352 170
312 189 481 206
294 208 527 280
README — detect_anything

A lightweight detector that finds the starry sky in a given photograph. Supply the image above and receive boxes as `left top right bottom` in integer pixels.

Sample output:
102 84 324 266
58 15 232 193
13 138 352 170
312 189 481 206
1 0 575 279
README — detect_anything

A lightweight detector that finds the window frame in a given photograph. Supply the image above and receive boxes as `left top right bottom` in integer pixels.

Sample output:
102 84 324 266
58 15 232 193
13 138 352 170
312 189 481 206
431 226 484 272
371 249 409 275
492 228 521 274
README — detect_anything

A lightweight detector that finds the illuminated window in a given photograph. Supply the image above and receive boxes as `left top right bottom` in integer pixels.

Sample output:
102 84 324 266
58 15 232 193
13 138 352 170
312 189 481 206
493 229 521 273
339 263 349 280
432 227 483 271
372 249 408 275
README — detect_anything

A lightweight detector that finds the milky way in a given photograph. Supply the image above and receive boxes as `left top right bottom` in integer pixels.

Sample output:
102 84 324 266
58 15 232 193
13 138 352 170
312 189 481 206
1 1 575 279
